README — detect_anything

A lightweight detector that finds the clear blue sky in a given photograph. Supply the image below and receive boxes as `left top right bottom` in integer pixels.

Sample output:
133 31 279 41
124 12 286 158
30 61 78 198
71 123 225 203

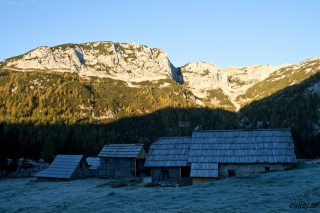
0 0 319 68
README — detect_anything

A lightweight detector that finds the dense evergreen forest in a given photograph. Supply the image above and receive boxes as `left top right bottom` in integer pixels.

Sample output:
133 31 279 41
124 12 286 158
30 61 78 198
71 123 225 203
0 69 319 167
241 72 320 159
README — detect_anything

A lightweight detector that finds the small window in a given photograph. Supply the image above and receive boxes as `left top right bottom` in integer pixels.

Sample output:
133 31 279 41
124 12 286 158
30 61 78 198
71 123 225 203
265 167 270 171
105 159 108 164
162 170 169 179
228 169 236 177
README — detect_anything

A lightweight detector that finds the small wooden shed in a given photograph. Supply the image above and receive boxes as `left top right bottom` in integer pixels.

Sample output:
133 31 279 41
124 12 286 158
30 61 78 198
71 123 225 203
144 137 192 186
98 144 147 178
34 155 89 182
86 157 101 177
145 129 297 186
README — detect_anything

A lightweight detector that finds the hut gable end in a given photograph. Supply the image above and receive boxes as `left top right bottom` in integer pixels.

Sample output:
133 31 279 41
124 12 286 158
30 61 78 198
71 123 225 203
34 155 88 180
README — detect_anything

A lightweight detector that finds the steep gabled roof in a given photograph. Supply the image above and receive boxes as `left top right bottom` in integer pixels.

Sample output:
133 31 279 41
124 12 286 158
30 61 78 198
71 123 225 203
35 155 86 179
144 137 191 167
98 144 144 158
86 157 100 170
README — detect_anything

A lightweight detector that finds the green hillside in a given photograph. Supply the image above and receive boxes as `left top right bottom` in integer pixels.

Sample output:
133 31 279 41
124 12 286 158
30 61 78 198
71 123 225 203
0 69 238 164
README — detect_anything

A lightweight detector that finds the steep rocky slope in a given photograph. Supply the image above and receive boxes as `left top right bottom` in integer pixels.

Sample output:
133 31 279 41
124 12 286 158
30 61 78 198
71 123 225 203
236 56 320 107
181 58 320 110
1 42 319 111
0 42 181 83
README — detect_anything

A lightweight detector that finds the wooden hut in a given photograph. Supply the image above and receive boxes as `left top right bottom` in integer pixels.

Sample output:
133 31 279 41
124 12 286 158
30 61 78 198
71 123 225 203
144 137 192 186
86 157 100 177
145 129 297 186
98 144 147 178
34 155 89 182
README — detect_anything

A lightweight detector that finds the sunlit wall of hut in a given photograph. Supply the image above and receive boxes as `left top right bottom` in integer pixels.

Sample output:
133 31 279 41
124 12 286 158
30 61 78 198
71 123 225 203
86 157 101 177
34 155 89 182
145 129 297 186
98 144 147 178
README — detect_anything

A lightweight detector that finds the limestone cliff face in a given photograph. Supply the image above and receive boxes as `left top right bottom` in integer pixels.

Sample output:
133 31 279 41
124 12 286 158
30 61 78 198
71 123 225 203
180 57 320 110
180 62 283 109
1 41 320 111
2 42 180 82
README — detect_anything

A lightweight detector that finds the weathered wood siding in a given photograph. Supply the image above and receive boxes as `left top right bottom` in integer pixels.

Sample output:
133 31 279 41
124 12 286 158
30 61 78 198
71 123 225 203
100 157 135 178
151 167 180 185
70 161 88 180
88 169 100 177
218 163 294 179
137 148 148 159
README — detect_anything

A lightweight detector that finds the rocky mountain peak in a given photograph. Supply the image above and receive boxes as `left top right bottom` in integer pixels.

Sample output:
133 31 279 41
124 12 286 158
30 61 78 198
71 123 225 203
2 41 180 83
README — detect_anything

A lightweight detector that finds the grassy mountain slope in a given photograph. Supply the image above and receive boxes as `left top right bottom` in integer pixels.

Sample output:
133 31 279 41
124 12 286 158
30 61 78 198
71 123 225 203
237 58 320 107
0 69 239 163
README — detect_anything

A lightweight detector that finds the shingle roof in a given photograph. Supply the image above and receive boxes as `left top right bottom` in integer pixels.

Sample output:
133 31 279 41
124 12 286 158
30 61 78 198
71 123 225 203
191 129 292 138
34 155 85 179
189 129 296 164
144 137 191 167
86 157 100 170
98 144 144 158
145 129 297 177
190 163 218 177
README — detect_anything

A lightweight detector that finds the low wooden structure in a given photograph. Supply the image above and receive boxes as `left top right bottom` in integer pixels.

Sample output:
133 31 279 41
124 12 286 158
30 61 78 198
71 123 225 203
145 129 297 186
34 155 89 181
86 157 100 177
98 144 147 178
144 137 192 186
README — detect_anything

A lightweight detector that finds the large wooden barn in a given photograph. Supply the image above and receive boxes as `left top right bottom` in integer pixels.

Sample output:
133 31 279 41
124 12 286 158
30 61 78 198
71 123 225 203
98 144 148 178
145 129 297 186
34 155 89 181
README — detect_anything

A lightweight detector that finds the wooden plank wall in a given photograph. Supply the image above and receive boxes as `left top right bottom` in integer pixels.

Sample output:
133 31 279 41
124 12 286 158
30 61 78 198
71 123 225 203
151 167 180 185
100 157 135 178
70 160 89 180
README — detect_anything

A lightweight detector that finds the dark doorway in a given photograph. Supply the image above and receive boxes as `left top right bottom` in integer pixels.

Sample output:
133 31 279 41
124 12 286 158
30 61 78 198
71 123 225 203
228 169 236 177
181 166 191 177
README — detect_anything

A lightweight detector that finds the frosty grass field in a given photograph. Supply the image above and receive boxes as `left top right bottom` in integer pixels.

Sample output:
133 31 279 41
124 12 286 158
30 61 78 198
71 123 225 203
0 162 319 213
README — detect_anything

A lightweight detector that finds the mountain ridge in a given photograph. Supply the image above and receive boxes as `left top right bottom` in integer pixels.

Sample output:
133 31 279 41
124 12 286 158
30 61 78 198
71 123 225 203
1 41 320 111
0 42 320 160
